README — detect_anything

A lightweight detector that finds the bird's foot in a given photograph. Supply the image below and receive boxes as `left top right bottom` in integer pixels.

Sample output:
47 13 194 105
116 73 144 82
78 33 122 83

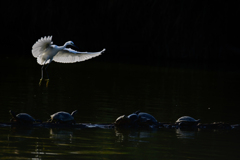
39 79 43 86
45 79 49 87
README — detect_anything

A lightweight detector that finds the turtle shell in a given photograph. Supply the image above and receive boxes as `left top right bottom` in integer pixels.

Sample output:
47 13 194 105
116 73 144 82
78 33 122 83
16 113 36 123
51 111 74 122
138 112 158 124
176 116 200 123
114 115 130 125
127 113 139 123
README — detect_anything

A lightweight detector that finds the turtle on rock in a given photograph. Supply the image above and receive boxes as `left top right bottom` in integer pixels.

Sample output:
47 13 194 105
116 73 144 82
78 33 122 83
114 111 160 128
114 111 140 127
48 110 78 124
175 116 200 127
9 110 41 124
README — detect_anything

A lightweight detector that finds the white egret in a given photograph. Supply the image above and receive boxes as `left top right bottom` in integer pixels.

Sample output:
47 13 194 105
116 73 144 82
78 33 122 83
32 36 105 87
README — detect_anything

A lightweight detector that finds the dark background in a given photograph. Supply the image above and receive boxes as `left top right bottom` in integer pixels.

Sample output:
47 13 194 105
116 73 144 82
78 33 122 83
1 0 240 66
1 2 240 158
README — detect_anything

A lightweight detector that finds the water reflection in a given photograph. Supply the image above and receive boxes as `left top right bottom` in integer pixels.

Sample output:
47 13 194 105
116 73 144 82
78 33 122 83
175 128 198 139
1 58 240 159
9 127 33 137
114 128 157 143
49 128 73 144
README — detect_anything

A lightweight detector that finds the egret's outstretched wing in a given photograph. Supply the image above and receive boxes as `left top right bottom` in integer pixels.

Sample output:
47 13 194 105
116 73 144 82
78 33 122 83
53 48 105 63
32 36 53 58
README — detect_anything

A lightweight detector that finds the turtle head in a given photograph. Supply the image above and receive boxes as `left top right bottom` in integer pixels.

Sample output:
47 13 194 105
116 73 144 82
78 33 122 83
134 110 141 115
196 119 201 123
9 110 16 118
71 110 78 117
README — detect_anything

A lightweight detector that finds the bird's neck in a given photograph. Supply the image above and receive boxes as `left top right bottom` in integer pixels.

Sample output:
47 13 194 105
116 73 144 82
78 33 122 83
64 42 70 48
58 44 67 50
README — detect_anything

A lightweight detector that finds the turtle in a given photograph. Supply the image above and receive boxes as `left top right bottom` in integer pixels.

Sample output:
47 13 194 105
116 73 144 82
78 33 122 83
9 110 39 124
114 111 141 126
137 112 159 126
114 115 130 126
114 111 159 127
175 116 200 126
48 110 78 124
127 110 141 123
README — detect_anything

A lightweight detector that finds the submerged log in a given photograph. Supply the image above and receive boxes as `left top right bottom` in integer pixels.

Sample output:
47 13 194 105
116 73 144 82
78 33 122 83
0 122 239 130
0 122 114 129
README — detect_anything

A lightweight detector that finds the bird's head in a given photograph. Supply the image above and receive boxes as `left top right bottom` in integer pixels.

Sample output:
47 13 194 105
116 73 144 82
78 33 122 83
65 41 79 49
66 41 74 46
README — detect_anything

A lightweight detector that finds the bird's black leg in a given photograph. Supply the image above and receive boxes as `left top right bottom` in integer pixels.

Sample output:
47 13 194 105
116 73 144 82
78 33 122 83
39 60 52 87
44 60 52 87
41 65 45 79
39 64 45 86
45 62 51 79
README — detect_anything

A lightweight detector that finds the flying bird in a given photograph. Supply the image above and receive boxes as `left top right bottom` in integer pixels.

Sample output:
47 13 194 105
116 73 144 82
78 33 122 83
32 36 105 87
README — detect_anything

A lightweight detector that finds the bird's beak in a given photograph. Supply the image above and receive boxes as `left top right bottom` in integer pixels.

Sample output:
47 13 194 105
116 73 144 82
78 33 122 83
72 44 79 49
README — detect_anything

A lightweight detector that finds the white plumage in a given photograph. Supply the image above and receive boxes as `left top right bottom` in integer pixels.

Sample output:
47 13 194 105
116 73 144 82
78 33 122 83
32 36 105 65
32 36 105 87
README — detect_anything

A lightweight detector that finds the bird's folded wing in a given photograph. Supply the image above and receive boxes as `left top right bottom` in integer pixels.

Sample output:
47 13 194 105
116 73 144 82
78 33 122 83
53 48 105 63
32 36 53 58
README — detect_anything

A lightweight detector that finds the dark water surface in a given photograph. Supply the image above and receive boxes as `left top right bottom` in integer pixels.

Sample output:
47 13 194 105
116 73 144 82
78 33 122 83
0 57 240 159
